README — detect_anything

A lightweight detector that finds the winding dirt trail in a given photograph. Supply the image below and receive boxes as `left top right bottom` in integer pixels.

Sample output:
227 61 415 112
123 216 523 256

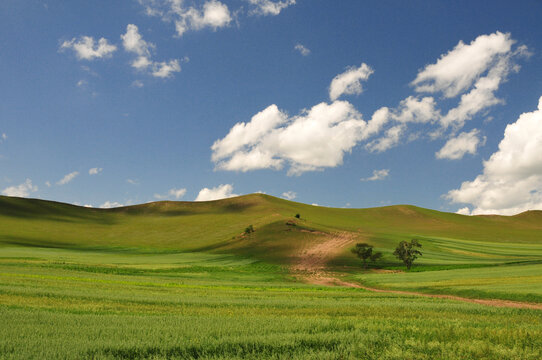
292 232 542 311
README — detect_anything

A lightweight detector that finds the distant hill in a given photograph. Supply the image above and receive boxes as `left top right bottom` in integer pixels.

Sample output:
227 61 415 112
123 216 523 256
1 194 541 266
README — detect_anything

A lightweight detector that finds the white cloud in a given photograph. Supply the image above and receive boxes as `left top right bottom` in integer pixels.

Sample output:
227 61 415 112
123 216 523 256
121 24 181 78
212 32 527 174
361 169 389 182
100 201 124 209
412 32 514 98
195 184 237 201
436 129 485 160
140 0 231 37
132 80 144 88
412 31 529 132
212 101 385 175
76 80 87 87
365 124 405 153
456 207 472 215
89 167 103 175
282 191 296 200
391 96 440 124
329 63 374 101
247 0 296 16
446 97 542 215
152 59 181 78
57 171 79 185
45 181 51 187
60 36 117 60
294 43 310 56
439 54 515 130
1 179 38 198
365 32 526 152
121 24 153 58
154 187 187 200
126 179 139 185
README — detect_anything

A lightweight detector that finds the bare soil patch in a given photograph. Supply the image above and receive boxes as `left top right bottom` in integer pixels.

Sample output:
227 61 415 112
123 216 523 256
291 232 542 311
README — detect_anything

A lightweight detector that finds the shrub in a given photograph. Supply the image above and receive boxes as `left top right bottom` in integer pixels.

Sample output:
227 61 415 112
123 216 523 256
244 225 255 234
351 243 382 269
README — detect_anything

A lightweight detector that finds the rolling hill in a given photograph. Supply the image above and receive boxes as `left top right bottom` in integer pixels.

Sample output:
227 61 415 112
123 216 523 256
2 193 541 268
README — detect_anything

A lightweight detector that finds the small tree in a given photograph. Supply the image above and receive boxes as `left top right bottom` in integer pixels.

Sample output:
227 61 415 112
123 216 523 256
244 225 254 235
351 243 382 269
393 239 422 270
295 213 301 219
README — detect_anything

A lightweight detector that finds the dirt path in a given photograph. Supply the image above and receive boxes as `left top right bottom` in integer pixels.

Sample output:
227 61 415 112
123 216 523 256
291 232 542 311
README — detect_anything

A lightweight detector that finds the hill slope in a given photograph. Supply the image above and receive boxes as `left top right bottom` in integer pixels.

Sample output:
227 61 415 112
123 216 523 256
1 194 542 268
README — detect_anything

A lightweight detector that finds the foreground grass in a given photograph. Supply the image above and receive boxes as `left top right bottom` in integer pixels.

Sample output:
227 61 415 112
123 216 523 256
1 246 542 359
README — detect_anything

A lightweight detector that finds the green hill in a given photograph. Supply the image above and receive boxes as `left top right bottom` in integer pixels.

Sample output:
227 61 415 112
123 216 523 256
1 193 541 267
2 194 542 358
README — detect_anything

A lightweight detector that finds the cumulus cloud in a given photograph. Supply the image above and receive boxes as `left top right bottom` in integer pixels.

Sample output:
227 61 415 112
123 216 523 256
212 101 386 175
57 171 79 185
60 36 117 60
365 124 405 153
154 187 187 200
1 179 38 197
212 32 527 174
195 184 237 201
439 53 519 130
412 32 514 98
282 191 296 200
436 129 485 160
446 97 542 215
247 0 296 16
294 43 310 56
152 59 181 78
121 24 181 78
391 96 440 124
367 32 526 153
456 207 471 215
121 24 153 57
0 133 6 143
329 63 373 101
139 0 231 37
100 201 124 209
412 31 529 133
361 169 390 181
89 167 103 175
126 179 139 185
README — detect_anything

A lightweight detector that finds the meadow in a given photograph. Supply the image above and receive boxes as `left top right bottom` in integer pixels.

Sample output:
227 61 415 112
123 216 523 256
1 194 542 359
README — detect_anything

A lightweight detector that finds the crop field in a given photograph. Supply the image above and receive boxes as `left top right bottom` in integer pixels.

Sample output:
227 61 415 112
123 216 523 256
1 246 541 360
1 194 542 359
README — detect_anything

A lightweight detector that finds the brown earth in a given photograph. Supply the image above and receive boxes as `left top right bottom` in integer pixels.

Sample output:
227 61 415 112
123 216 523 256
291 232 542 311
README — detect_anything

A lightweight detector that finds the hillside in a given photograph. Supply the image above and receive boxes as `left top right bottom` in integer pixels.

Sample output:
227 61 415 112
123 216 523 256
1 194 542 268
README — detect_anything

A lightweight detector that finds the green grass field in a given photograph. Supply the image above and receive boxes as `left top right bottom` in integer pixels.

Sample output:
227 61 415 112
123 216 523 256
1 194 542 359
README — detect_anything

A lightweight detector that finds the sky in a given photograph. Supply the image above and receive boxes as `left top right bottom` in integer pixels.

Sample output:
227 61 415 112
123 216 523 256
1 0 542 215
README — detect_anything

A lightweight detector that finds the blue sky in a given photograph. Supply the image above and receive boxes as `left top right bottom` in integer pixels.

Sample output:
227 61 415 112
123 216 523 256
1 0 542 214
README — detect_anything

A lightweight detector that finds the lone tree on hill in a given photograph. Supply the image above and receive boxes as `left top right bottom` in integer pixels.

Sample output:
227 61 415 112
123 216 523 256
351 243 382 269
244 225 254 235
393 239 422 270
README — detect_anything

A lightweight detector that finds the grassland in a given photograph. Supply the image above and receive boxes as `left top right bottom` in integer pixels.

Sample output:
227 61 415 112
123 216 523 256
1 246 542 359
1 194 542 359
